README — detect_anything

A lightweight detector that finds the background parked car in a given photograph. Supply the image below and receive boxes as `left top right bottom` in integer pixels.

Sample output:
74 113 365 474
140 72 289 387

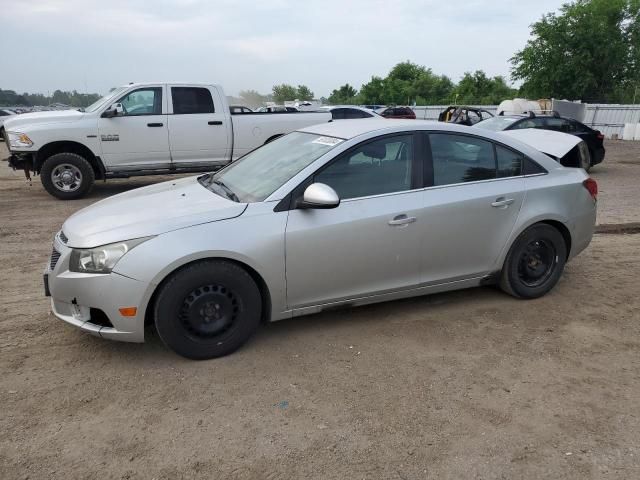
474 112 605 169
320 106 379 120
0 108 17 140
230 105 253 114
376 106 416 119
255 105 299 113
438 105 494 126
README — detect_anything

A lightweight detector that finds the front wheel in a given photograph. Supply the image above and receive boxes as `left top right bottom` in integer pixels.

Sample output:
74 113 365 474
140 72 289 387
154 260 262 359
500 224 567 299
40 152 95 200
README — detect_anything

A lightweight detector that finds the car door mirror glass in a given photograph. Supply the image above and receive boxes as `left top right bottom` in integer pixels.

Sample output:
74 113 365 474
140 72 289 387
297 183 340 209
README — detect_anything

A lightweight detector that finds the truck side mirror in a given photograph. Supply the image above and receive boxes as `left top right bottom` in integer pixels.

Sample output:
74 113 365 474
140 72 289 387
102 103 124 118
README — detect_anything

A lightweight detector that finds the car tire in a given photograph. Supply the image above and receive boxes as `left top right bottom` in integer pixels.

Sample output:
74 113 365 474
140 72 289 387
154 260 262 359
0 127 5 141
500 224 567 299
40 152 95 200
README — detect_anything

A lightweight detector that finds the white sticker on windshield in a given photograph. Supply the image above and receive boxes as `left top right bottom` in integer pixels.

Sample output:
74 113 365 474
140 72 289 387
312 136 343 146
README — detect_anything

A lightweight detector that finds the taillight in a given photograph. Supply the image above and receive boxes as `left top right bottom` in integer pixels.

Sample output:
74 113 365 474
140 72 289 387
596 131 604 140
583 178 598 200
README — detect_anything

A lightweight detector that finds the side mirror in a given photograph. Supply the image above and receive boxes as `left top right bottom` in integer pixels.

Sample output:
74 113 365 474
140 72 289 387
296 183 340 209
101 103 124 118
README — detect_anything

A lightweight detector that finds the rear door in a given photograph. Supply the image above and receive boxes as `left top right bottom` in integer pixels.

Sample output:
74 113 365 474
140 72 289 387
167 85 230 167
420 133 526 283
97 86 170 170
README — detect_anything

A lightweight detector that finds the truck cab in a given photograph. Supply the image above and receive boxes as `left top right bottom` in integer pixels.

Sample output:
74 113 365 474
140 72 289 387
4 82 331 199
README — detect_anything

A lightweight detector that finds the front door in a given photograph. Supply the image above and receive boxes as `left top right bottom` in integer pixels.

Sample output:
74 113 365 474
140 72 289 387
421 133 526 283
97 86 171 171
167 86 230 167
285 133 424 309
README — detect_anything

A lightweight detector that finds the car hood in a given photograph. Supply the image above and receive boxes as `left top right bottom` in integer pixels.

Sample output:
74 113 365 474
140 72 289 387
3 109 84 131
62 176 247 248
500 128 581 159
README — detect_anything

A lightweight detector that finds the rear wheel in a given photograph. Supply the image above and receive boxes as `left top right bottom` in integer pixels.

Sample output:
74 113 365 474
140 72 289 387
40 152 95 200
0 127 5 141
500 224 567 299
154 260 262 359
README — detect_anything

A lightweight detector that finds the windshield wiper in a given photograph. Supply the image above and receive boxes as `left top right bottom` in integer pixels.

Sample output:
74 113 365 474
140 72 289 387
211 178 240 202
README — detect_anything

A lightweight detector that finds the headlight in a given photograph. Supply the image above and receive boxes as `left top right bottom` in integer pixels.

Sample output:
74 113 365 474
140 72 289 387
69 237 153 274
7 131 34 148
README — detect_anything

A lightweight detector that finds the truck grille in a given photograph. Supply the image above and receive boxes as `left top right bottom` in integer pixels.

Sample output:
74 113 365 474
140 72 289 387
59 231 68 244
50 248 61 271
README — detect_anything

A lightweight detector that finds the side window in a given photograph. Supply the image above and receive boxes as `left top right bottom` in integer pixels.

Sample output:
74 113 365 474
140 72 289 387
496 145 522 178
429 134 496 185
331 109 346 120
314 135 414 200
545 118 568 132
511 118 545 129
0 111 8 117
171 87 215 114
118 88 162 116
344 109 365 119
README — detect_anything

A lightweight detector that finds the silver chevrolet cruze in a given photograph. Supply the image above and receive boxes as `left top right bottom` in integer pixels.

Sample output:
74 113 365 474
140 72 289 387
46 120 597 359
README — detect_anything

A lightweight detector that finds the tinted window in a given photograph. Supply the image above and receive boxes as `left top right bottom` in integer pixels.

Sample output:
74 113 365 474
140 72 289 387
545 118 570 132
331 108 346 120
315 135 413 199
510 117 546 130
118 88 162 116
0 111 8 117
344 108 369 119
523 157 547 175
496 145 522 178
172 87 214 114
429 134 496 185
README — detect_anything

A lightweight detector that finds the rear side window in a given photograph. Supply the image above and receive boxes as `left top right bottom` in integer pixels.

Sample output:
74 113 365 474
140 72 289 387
344 109 370 119
496 145 522 177
331 108 346 120
172 87 215 114
429 134 496 185
523 157 547 175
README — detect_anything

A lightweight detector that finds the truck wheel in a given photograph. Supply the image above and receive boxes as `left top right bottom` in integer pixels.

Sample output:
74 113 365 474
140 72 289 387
40 152 95 200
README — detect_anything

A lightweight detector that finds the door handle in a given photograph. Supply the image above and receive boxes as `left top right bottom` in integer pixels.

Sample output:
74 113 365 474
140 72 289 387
208 120 223 125
388 214 416 226
491 197 515 208
147 122 163 127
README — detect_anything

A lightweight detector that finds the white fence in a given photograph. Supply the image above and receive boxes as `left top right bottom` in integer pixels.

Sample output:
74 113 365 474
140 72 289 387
411 104 640 139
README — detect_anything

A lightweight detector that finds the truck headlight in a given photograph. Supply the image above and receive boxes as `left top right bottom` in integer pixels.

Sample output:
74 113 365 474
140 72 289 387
69 237 153 274
7 131 34 148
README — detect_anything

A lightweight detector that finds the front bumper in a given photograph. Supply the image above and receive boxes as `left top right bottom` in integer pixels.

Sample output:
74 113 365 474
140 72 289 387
46 233 148 343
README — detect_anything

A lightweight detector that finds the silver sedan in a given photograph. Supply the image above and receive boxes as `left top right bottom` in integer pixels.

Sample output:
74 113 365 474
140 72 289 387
46 120 597 359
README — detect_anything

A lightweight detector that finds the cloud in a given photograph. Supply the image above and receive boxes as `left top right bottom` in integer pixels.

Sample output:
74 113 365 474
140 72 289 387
0 0 566 96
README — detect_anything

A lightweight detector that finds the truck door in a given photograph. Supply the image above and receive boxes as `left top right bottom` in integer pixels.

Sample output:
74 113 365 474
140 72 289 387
97 86 171 171
167 86 231 168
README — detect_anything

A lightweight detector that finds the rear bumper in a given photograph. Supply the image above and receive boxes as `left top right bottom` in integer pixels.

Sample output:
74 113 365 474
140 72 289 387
568 202 597 261
591 146 605 165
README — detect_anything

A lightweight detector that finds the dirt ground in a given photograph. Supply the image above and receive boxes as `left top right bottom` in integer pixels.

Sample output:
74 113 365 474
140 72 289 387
1 140 639 479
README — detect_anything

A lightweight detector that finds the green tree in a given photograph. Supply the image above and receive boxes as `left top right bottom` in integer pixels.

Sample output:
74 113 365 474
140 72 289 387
358 76 386 105
511 0 640 102
296 85 314 100
453 71 517 104
272 84 298 104
328 83 358 104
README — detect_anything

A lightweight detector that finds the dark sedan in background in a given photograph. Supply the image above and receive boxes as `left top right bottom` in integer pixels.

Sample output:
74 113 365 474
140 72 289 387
474 112 605 170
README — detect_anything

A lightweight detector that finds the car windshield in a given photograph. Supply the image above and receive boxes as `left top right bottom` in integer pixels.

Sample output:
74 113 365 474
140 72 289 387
201 132 343 203
474 116 519 131
82 87 129 113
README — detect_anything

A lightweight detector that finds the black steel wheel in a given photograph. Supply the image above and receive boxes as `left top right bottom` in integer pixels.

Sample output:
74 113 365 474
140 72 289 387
500 224 567 299
155 260 262 359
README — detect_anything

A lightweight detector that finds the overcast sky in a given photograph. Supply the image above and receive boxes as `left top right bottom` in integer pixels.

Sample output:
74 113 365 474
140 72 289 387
1 0 566 98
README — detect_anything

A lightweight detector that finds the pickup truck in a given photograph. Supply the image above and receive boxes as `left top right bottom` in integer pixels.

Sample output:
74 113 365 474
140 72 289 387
4 82 332 199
